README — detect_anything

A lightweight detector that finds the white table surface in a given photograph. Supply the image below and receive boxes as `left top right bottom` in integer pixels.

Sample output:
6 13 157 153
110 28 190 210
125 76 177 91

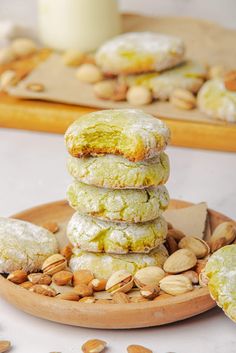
0 128 236 353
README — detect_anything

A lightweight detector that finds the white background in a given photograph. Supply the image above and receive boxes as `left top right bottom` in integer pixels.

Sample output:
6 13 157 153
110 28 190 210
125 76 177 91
0 1 236 353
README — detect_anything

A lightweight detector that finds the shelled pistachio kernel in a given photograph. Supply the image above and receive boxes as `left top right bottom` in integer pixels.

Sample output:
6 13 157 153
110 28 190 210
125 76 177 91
7 270 27 284
82 339 107 353
52 270 73 286
57 292 80 301
74 283 93 297
73 269 94 286
90 278 107 292
127 345 153 353
60 245 73 262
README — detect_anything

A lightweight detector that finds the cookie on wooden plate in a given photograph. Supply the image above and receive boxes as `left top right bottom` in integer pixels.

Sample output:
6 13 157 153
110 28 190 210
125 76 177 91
0 217 58 273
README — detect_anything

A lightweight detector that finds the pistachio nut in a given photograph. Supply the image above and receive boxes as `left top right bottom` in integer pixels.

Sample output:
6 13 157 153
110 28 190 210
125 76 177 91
210 222 236 252
42 254 67 275
140 285 160 300
163 249 197 274
178 236 210 258
160 275 193 295
134 266 165 289
105 270 133 294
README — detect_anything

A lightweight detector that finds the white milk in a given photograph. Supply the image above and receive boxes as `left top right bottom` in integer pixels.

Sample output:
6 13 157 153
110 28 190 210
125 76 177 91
38 0 121 52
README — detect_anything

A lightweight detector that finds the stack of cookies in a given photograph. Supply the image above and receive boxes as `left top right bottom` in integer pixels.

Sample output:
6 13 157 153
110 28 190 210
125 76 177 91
65 109 171 279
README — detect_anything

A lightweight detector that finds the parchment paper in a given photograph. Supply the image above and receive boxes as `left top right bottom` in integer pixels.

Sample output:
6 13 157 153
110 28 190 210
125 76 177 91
8 15 236 125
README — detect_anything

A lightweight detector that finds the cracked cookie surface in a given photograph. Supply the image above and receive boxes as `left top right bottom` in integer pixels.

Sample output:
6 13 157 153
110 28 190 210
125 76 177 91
65 109 170 162
204 245 236 323
198 79 236 122
67 181 169 223
0 217 58 273
67 212 167 254
124 60 207 101
67 152 169 189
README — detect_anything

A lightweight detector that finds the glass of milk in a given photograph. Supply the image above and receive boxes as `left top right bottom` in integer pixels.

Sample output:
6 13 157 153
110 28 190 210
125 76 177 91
38 0 121 52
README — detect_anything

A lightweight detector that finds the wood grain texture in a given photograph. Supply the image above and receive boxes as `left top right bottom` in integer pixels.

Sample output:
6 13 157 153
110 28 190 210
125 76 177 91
0 199 232 329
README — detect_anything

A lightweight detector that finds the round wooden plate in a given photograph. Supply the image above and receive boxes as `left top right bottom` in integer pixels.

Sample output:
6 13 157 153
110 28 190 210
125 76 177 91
0 199 231 329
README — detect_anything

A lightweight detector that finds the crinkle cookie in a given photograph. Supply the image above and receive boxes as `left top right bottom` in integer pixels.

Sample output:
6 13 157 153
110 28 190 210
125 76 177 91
197 79 236 122
69 245 168 280
204 245 236 323
0 217 58 273
65 109 170 162
124 61 207 101
95 32 185 75
67 152 169 189
67 212 167 254
67 181 169 223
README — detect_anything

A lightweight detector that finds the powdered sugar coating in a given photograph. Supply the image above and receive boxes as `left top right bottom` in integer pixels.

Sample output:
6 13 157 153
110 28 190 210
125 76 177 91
0 217 58 273
198 79 236 122
204 245 236 322
67 181 169 223
67 212 167 254
65 109 170 162
67 153 169 189
95 32 185 74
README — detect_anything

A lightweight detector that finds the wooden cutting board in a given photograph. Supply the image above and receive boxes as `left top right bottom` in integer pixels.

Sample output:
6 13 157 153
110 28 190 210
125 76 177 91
0 198 223 329
0 14 236 152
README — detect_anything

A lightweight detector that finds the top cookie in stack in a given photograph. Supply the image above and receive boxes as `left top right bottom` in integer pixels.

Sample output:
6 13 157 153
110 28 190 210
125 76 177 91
65 109 171 279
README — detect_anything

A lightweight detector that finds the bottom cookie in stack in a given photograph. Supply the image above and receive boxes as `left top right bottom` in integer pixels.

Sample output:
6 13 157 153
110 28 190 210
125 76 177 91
69 245 169 280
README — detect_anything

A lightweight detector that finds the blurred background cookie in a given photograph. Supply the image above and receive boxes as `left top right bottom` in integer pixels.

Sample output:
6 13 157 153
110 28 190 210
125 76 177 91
197 79 236 122
95 32 185 75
